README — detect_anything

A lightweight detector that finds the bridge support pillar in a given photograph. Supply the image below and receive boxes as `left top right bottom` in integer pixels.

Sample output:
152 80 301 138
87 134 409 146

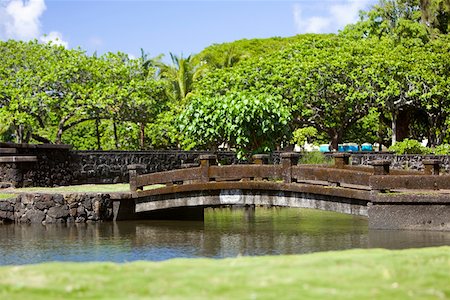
368 203 450 231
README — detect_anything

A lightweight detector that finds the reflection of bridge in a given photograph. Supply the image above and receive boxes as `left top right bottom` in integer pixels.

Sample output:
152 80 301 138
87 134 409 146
113 153 450 231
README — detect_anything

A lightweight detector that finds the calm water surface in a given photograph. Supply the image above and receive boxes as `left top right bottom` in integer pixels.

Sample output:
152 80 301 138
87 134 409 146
1 208 450 265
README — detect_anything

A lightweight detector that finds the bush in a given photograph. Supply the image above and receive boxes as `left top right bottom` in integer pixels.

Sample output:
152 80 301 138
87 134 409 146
431 144 450 155
388 139 431 155
298 151 333 165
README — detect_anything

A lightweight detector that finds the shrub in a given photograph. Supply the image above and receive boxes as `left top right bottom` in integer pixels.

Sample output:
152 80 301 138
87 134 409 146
298 151 333 165
432 144 450 155
388 139 431 155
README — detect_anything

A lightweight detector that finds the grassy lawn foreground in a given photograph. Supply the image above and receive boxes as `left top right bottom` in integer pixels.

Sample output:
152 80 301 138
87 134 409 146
0 247 449 300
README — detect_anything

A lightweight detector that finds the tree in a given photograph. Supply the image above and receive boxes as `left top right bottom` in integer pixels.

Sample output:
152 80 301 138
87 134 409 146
195 35 379 150
179 92 291 158
159 53 204 103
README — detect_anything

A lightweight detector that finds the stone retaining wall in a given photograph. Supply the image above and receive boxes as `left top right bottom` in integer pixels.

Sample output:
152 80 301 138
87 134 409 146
3 142 450 188
347 153 450 172
0 193 113 224
69 150 242 184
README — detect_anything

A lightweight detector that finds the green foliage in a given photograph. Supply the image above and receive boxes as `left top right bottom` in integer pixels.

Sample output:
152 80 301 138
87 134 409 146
291 127 318 148
432 143 450 154
179 92 291 158
196 34 381 150
193 35 314 71
298 151 333 165
2 10 450 152
389 138 432 154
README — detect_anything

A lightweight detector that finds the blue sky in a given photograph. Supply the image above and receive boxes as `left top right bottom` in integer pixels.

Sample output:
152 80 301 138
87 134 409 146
0 0 377 59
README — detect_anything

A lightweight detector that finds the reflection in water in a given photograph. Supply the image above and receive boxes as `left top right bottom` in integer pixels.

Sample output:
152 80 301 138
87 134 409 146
0 207 449 265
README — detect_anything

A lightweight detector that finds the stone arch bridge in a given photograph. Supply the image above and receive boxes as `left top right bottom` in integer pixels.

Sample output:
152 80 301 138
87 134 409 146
113 153 450 231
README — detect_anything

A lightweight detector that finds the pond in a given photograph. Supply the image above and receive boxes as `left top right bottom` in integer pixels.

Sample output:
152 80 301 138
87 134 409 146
1 207 450 265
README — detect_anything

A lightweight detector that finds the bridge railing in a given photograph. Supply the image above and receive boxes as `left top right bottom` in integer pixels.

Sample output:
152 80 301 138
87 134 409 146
128 153 447 193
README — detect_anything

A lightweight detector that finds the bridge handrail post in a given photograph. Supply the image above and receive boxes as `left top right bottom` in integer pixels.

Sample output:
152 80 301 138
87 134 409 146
199 154 217 182
423 159 440 175
252 154 270 165
128 164 146 192
252 154 270 181
281 152 300 183
333 153 350 168
370 160 391 176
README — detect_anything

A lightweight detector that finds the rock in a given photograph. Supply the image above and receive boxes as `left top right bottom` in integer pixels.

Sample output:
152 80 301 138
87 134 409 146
53 194 64 205
21 194 35 205
77 206 86 217
25 209 45 223
0 210 14 222
0 200 14 212
69 207 78 217
75 216 86 223
83 197 92 210
47 205 69 219
34 200 54 210
44 215 54 224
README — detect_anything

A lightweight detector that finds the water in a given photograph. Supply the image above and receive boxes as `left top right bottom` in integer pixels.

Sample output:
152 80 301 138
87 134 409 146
1 208 449 265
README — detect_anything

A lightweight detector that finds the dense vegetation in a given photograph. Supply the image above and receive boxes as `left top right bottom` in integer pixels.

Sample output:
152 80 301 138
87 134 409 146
1 0 450 156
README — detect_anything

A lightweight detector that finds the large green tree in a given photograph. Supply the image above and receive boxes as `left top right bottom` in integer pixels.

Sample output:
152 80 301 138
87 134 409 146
179 92 291 157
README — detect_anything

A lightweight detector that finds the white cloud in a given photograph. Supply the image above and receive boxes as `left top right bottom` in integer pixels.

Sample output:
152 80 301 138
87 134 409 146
293 0 373 34
40 31 68 48
1 0 69 48
0 0 46 40
293 4 330 34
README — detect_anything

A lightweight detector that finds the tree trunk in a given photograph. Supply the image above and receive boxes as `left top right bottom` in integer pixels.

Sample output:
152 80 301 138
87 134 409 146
391 111 397 145
139 122 145 150
329 129 342 151
378 115 384 151
96 118 101 150
113 121 119 149
396 109 410 143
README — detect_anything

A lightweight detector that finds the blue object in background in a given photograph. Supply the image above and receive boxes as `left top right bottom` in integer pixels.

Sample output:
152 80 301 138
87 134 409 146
347 143 359 152
319 144 330 152
361 143 373 151
338 144 345 152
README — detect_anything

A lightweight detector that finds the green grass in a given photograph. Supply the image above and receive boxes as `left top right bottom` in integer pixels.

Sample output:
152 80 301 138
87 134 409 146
0 193 15 199
3 183 163 194
0 247 448 300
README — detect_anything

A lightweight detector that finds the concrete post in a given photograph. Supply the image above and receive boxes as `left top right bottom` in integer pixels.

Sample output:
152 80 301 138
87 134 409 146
252 154 270 165
371 160 391 175
423 159 440 175
281 152 300 183
127 164 145 192
199 154 217 182
334 153 350 168
252 154 269 181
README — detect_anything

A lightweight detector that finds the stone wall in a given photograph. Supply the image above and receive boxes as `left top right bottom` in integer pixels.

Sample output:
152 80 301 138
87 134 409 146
3 141 450 188
0 143 73 187
0 193 113 224
69 150 242 184
347 153 450 172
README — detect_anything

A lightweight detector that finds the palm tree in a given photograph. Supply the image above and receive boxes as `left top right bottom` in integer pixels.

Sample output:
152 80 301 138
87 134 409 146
159 53 204 102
